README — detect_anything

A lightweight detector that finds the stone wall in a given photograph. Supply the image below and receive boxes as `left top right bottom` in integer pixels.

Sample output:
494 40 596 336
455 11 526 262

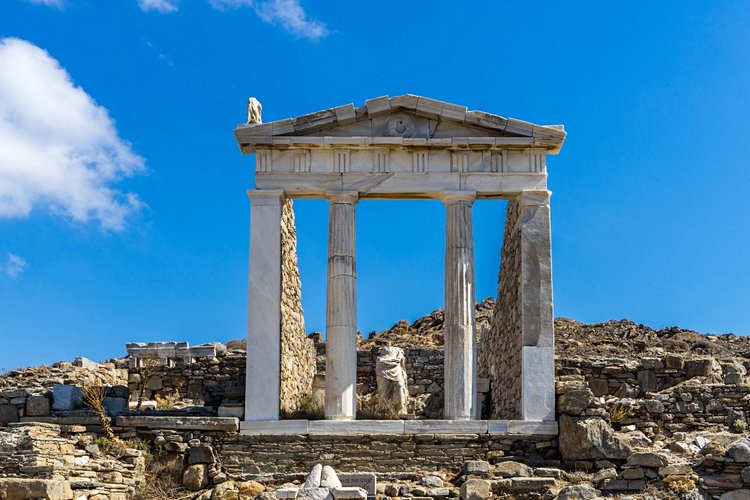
0 422 145 499
126 347 246 410
216 433 558 478
558 354 750 436
279 199 315 414
478 198 522 419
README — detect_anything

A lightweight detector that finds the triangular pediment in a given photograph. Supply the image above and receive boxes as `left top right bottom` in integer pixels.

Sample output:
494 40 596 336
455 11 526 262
234 94 566 153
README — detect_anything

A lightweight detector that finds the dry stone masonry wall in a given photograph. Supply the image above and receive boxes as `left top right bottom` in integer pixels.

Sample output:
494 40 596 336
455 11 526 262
279 199 316 415
478 198 522 420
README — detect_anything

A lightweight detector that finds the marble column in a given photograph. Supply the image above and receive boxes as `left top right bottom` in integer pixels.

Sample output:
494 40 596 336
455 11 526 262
325 191 359 420
245 189 285 421
443 191 477 420
518 190 555 421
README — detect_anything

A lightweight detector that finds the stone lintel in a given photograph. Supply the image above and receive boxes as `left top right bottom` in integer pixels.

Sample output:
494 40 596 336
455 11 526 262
255 173 547 200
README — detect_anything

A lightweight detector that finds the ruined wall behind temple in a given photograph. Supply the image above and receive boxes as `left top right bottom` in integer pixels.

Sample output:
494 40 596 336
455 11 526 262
478 199 522 419
279 199 316 414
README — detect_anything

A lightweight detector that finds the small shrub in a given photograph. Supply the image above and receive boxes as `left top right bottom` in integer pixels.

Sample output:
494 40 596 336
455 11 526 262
609 404 634 422
283 395 323 420
154 392 180 411
665 476 695 494
732 419 748 433
357 393 400 420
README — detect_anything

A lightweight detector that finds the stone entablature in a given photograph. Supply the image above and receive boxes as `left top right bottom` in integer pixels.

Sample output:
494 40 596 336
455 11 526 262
234 94 564 199
235 94 565 424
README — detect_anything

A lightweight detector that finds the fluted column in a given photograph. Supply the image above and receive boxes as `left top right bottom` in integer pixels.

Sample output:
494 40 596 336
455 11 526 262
325 191 359 420
245 189 284 421
443 190 477 420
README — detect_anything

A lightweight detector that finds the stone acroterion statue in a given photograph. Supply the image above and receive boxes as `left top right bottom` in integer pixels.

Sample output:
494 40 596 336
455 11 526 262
247 97 262 124
375 346 408 415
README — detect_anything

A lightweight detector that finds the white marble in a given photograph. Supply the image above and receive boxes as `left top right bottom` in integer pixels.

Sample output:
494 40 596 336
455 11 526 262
240 420 309 435
309 420 405 435
443 191 477 420
245 190 284 421
506 419 558 436
522 346 555 421
276 488 299 499
516 191 555 422
325 192 359 420
404 420 488 434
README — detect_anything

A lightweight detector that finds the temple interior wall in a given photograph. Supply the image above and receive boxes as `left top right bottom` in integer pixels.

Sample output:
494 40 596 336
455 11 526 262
478 198 523 419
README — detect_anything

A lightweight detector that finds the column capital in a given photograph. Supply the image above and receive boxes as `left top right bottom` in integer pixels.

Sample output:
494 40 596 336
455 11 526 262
517 190 551 207
441 190 476 206
247 189 285 206
325 191 359 205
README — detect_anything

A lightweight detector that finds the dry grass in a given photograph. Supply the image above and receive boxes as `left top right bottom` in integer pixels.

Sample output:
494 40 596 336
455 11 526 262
609 404 634 422
82 383 123 445
357 393 401 420
132 449 192 500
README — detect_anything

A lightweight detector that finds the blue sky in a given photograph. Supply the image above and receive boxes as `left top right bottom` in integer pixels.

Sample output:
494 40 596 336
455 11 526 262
1 1 749 371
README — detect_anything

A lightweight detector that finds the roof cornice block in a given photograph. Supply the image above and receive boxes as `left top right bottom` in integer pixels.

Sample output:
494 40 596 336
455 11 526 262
234 94 566 153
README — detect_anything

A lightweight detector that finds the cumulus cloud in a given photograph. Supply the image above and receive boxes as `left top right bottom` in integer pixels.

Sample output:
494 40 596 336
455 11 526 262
4 253 28 278
25 0 63 7
253 0 327 40
0 38 145 231
210 0 328 40
137 0 179 13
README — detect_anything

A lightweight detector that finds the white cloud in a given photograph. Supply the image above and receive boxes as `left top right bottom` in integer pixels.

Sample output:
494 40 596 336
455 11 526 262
4 253 28 278
0 38 145 231
137 0 179 13
209 0 327 41
25 0 64 7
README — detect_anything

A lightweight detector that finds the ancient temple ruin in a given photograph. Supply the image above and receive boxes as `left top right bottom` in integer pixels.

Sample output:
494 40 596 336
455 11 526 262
234 95 566 433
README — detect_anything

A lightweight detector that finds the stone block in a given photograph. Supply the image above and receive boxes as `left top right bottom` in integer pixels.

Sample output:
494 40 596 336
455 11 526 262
339 473 376 495
189 444 215 464
507 477 555 491
103 397 128 415
183 464 208 491
331 487 367 499
463 460 490 477
494 461 531 478
297 487 332 500
0 405 18 426
627 451 668 468
145 375 163 391
460 479 491 500
506 420 558 435
52 384 83 411
309 420 404 435
240 420 308 435
321 465 342 489
116 415 239 431
218 406 244 418
404 420 487 434
556 484 599 499
74 356 100 370
0 478 73 499
276 488 299 499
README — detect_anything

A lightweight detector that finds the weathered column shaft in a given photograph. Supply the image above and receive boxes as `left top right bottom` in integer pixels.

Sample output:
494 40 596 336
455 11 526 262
519 190 555 421
325 191 359 420
245 190 284 421
443 191 477 420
